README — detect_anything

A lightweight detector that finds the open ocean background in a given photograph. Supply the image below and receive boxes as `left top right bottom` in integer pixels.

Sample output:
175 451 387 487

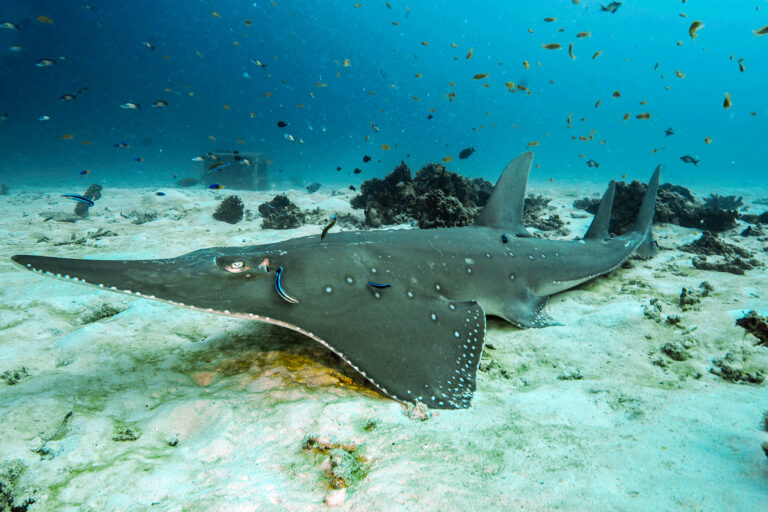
0 0 765 190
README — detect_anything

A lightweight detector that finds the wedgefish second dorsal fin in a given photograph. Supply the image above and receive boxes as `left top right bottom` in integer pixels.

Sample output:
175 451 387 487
473 151 533 236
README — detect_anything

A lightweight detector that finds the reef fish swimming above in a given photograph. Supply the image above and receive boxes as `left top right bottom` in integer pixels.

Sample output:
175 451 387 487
11 152 659 409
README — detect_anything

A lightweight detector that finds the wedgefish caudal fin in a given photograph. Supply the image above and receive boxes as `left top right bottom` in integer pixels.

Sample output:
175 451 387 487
584 181 615 240
629 165 660 237
474 151 533 237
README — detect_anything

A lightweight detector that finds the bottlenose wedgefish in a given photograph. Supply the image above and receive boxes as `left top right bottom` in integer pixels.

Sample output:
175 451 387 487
11 152 659 409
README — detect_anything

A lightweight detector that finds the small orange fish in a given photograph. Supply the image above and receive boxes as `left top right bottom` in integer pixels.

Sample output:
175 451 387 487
528 28 534 34
612 91 621 98
343 58 351 67
209 135 216 141
36 15 53 24
523 60 530 69
212 11 221 18
223 104 231 109
542 43 561 50
451 43 458 48
704 136 712 144
381 144 390 150
738 58 745 72
473 73 488 80
576 31 591 38
296 103 305 108
723 92 731 109
245 19 252 26
676 40 683 46
61 134 74 140
528 141 539 147
264 92 272 98
595 100 601 108
622 113 630 121
466 48 473 59
568 42 576 60
446 92 456 102
675 70 685 78
353 3 362 7
544 17 556 22
237 139 246 144
639 100 647 105
414 73 422 78
209 162 226 170
81 140 91 145
250 111 255 118
443 156 453 162
421 41 429 46
592 51 602 59
621 174 627 179
392 21 399 25
636 113 651 119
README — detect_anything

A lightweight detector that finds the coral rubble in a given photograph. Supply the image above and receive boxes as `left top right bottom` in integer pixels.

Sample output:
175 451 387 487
258 194 305 229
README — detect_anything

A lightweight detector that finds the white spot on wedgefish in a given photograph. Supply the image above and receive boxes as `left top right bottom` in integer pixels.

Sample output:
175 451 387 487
508 252 515 257
374 292 381 299
464 258 474 265
407 290 414 298
466 268 472 274
528 255 534 260
449 304 456 310
325 286 333 293
485 253 491 258
371 268 377 273
509 274 516 280
345 276 354 284
454 331 461 338
431 313 438 321
435 283 441 291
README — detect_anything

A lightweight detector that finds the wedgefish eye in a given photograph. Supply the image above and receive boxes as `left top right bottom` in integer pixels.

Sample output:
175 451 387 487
224 260 249 273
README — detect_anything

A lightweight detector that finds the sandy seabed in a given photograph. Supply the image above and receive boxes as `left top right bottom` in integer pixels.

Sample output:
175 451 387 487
0 182 767 512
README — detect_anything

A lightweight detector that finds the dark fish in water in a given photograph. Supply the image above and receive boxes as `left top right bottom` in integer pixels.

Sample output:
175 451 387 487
363 155 371 162
251 58 267 68
321 214 337 239
349 185 356 191
306 182 322 193
459 147 475 159
586 159 600 168
120 102 141 110
353 168 361 175
209 184 224 189
680 155 699 165
177 178 200 187
277 121 287 127
152 100 168 108
143 41 155 51
61 194 94 207
600 2 622 13
1 21 20 30
36 58 63 67
155 192 166 196
336 166 342 171
664 127 674 137
0 112 8 122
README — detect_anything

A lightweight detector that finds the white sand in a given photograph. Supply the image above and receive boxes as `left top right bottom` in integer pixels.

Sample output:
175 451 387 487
1 183 767 511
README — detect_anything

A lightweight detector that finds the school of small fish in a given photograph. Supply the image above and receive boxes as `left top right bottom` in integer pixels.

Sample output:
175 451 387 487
0 2 762 190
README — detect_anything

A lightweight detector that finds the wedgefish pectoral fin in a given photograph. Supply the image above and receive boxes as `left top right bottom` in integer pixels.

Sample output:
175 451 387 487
295 295 487 409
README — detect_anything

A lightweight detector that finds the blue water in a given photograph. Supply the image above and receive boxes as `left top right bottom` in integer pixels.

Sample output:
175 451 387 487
0 0 765 190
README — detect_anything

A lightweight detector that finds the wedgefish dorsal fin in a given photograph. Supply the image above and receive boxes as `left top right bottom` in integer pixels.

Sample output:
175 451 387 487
474 151 533 237
584 181 615 240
